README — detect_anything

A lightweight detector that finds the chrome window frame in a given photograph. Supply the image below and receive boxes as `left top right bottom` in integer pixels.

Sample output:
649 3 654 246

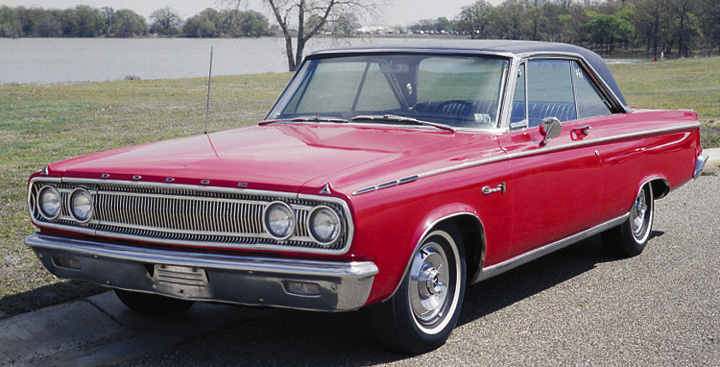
267 50 516 133
500 52 630 132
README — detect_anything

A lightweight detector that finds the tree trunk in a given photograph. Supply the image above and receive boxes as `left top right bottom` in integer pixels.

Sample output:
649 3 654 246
267 0 296 72
284 35 295 72
294 0 305 72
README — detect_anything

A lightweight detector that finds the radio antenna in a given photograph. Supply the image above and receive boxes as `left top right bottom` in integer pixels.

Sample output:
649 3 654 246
204 46 214 134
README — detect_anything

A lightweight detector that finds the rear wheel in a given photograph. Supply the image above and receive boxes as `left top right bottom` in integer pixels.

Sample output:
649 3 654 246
370 224 466 354
114 289 194 317
602 184 654 257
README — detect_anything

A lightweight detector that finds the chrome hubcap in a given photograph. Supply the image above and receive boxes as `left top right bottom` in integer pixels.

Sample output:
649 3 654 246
410 243 449 324
631 190 648 236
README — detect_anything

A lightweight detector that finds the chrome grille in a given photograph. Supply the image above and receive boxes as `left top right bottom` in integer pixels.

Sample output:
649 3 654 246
29 178 351 254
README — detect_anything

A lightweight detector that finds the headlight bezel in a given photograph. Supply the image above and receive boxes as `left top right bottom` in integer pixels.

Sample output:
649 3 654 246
307 205 343 246
37 185 62 221
262 201 296 241
68 188 94 224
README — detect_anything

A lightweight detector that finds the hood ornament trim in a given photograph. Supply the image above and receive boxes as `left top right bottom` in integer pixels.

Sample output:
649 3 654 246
320 183 332 195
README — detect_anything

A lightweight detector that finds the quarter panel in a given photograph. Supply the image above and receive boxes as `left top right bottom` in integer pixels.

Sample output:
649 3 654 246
588 110 699 219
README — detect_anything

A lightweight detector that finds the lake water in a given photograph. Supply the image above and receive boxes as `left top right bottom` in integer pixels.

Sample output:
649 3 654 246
0 37 410 84
0 38 646 84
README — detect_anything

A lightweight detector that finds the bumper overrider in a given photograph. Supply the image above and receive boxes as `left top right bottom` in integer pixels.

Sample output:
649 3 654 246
25 234 378 312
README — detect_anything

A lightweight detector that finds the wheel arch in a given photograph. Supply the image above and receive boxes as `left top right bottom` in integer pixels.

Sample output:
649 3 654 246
385 206 487 301
635 175 669 200
647 177 670 199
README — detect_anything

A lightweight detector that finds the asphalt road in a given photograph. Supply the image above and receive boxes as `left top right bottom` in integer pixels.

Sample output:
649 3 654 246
107 175 719 367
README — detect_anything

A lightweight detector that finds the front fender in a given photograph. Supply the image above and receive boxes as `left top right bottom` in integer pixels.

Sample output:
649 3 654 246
380 203 482 304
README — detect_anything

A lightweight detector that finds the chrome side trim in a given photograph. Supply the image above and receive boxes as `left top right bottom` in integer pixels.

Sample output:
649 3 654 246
353 123 699 196
352 175 418 196
26 234 378 312
502 123 699 161
694 153 709 179
472 214 628 284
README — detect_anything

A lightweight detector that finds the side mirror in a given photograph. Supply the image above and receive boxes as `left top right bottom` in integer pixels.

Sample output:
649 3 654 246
539 117 562 146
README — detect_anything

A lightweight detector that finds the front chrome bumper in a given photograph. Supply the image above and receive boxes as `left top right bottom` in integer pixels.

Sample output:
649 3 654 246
25 234 378 312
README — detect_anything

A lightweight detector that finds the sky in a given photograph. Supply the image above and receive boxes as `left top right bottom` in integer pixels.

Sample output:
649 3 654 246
0 0 501 27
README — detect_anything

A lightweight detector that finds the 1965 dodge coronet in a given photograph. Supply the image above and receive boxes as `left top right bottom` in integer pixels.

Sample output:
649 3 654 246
26 40 708 353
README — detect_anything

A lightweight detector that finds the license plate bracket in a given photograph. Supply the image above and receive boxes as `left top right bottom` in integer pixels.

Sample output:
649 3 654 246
152 264 212 298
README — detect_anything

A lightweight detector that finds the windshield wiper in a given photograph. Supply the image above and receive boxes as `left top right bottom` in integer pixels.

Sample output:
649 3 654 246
259 116 348 125
350 114 455 133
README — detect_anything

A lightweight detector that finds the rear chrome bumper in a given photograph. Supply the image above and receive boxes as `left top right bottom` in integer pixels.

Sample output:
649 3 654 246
694 153 709 179
25 234 378 312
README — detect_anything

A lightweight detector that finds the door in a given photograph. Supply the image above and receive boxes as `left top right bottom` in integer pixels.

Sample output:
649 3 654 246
498 59 605 258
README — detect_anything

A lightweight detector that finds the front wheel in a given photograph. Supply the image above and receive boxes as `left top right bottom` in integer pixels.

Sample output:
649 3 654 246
602 184 654 257
370 225 466 354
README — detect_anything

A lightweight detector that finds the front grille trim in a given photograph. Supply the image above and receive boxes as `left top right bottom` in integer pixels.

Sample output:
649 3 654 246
29 177 354 255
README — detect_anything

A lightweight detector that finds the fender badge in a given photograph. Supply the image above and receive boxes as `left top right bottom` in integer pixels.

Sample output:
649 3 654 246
40 166 50 176
320 183 332 195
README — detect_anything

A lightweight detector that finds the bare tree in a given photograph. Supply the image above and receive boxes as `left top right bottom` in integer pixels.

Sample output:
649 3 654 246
227 0 376 71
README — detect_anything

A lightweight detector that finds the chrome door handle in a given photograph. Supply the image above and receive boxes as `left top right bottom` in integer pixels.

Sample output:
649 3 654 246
573 125 591 135
482 183 506 195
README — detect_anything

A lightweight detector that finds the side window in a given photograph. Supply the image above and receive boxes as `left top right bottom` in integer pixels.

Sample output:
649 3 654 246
572 61 612 119
510 63 526 128
527 60 577 127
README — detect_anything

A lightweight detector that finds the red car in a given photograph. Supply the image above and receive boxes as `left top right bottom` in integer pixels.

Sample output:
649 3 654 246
26 41 707 353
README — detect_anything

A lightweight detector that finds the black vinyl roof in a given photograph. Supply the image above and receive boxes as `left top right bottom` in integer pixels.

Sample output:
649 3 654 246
310 40 628 108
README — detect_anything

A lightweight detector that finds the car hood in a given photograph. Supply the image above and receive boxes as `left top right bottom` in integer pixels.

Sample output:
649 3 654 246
49 124 502 195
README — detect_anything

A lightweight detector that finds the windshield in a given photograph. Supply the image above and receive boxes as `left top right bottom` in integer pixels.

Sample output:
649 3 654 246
266 54 509 129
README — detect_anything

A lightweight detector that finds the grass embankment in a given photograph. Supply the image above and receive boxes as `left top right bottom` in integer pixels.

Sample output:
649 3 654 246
0 73 292 317
0 57 718 319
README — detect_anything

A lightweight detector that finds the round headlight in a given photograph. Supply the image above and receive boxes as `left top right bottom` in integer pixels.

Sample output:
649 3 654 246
263 201 295 240
69 188 94 223
308 206 342 246
38 186 61 220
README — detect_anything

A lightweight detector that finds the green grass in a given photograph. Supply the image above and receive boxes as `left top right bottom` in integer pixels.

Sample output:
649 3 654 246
1 57 718 319
609 57 720 148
